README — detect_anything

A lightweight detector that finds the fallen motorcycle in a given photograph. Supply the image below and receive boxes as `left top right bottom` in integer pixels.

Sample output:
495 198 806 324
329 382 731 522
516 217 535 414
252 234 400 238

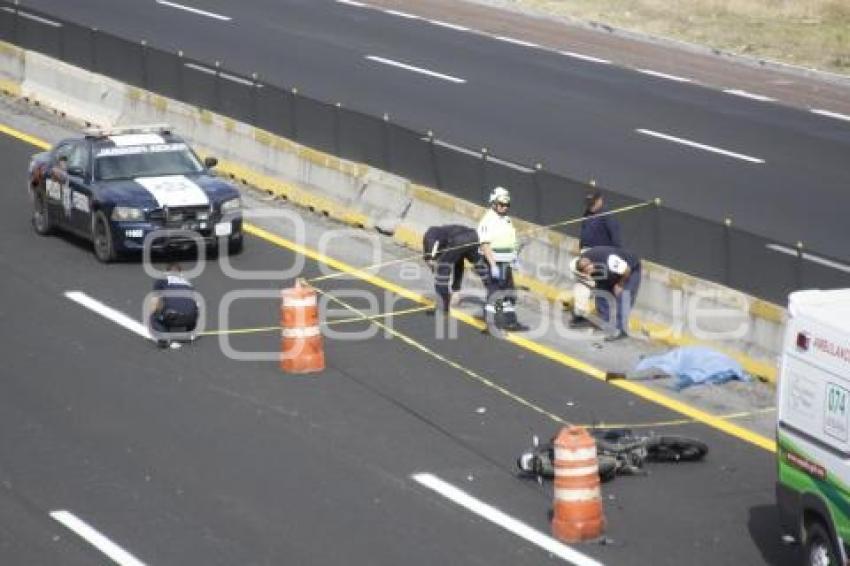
516 428 708 482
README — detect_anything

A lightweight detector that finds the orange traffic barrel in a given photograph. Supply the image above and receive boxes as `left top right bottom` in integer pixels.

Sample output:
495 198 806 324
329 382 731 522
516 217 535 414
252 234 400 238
551 426 605 543
280 280 325 374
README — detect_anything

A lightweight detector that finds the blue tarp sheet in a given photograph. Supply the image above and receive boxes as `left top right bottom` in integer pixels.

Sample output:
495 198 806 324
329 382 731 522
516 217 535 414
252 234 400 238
634 346 751 390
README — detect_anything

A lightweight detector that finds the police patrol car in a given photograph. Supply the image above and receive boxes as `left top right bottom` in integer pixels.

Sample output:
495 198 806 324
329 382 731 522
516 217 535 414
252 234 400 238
28 124 243 262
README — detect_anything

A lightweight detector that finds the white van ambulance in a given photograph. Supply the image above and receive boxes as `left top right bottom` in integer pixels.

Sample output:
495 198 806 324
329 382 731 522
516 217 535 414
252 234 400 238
777 289 850 566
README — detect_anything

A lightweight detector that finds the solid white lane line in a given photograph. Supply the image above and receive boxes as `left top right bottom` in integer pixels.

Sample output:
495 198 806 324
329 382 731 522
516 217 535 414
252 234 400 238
51 510 147 566
494 36 539 48
412 473 604 566
155 0 231 21
724 89 775 102
811 109 850 123
1 7 62 27
636 69 692 83
766 244 850 273
636 128 765 164
429 20 470 31
560 51 611 64
383 9 418 19
336 0 366 6
365 55 466 84
65 291 151 340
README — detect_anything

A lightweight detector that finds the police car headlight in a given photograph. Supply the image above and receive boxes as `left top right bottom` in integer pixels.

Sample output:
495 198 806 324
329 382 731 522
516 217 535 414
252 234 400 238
221 197 241 213
111 206 144 221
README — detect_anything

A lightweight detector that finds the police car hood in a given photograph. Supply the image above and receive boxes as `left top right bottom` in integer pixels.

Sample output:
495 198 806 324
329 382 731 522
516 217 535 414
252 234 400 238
98 174 238 208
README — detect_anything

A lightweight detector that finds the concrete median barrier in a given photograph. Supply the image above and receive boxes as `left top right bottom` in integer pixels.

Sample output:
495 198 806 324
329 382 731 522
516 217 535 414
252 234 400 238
0 41 782 382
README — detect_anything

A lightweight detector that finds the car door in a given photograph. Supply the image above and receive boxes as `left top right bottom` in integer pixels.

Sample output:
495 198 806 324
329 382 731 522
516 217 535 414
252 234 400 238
65 141 94 236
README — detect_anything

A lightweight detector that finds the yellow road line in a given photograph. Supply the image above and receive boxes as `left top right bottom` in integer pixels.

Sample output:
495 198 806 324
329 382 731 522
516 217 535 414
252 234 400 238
0 123 50 150
246 223 776 453
0 122 777 453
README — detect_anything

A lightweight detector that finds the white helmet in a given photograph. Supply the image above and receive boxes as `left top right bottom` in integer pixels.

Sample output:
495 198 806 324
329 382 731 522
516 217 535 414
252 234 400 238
489 186 511 205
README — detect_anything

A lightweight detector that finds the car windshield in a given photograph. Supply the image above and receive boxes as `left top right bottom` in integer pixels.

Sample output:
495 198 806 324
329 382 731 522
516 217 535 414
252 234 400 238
94 143 203 181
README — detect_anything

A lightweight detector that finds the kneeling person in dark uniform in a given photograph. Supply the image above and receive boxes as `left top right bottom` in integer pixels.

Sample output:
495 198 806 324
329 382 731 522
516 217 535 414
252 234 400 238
572 246 641 341
422 224 489 313
150 263 199 348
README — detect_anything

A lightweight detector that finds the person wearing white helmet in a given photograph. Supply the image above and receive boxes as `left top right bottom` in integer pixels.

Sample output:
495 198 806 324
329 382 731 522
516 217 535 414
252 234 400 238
477 186 528 332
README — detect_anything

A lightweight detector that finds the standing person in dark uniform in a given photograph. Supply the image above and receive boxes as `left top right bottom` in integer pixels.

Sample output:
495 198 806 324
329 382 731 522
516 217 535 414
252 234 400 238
149 263 199 348
422 224 489 313
571 191 623 328
571 246 641 341
579 191 622 250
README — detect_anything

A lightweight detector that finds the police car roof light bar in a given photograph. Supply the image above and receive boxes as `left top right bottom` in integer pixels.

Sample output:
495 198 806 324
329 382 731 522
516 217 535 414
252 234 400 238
84 123 173 139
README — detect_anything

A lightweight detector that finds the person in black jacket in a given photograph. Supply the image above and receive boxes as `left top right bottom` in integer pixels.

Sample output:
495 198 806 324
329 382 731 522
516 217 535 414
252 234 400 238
149 263 199 348
572 246 641 341
423 225 490 314
579 191 622 250
572 191 623 328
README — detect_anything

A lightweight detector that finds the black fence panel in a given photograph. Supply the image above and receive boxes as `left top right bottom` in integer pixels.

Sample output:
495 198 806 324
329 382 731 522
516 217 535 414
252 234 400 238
386 126 435 188
254 84 292 138
654 208 727 286
337 108 385 167
217 70 256 125
800 252 850 290
0 4 14 43
482 159 536 222
144 46 181 101
93 32 143 88
431 144 484 204
181 58 217 110
61 20 93 71
728 229 798 304
15 8 62 58
602 190 657 259
292 94 335 155
534 171 590 238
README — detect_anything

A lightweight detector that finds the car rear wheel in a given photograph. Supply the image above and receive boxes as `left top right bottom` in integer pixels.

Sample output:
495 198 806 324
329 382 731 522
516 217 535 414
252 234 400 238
92 211 117 263
32 190 54 235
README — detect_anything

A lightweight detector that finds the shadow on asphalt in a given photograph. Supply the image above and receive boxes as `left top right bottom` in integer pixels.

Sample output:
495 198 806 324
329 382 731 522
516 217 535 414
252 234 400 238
748 504 799 565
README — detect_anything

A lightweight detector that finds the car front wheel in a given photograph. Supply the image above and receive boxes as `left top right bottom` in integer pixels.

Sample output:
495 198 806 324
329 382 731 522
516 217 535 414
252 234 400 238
805 522 839 566
92 211 117 263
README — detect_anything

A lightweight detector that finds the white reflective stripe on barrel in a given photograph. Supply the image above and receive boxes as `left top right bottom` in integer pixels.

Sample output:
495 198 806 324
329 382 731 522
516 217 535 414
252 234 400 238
554 487 601 502
282 326 321 338
282 295 317 308
554 465 598 477
555 446 596 462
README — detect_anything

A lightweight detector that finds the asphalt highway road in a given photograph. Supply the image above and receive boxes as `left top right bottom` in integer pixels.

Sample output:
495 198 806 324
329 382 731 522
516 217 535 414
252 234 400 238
0 127 794 564
13 0 850 263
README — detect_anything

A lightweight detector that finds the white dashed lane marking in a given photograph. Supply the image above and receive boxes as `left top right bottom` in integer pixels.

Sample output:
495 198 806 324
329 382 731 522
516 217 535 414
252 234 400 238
636 128 765 164
724 89 776 102
412 473 605 566
65 291 152 340
365 55 466 84
51 510 148 566
155 0 231 21
636 69 693 83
